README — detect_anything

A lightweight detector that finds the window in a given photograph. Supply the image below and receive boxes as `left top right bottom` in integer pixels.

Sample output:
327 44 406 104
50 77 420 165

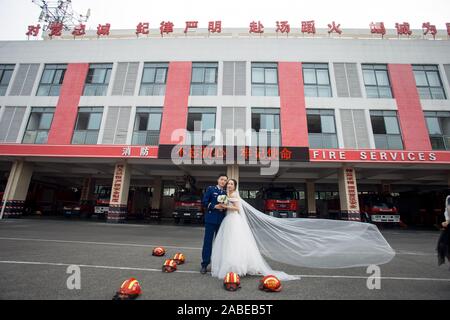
251 63 279 96
72 107 103 144
0 64 14 96
163 187 176 197
132 107 163 145
190 62 218 96
362 64 393 98
413 65 446 100
424 111 450 150
186 107 216 145
22 107 55 144
36 64 67 96
251 108 280 146
307 109 338 148
139 63 168 96
370 110 403 149
83 63 113 96
303 63 332 97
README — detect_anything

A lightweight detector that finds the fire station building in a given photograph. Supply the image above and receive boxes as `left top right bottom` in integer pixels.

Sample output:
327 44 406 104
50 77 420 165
0 27 449 224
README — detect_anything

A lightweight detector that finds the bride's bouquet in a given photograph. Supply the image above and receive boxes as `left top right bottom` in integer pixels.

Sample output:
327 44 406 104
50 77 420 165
217 195 229 205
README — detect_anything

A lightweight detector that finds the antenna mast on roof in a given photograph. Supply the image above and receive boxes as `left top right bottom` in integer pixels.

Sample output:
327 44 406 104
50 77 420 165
32 0 90 31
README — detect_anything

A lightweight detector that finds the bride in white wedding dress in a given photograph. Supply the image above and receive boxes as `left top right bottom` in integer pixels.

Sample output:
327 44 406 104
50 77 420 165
210 179 396 281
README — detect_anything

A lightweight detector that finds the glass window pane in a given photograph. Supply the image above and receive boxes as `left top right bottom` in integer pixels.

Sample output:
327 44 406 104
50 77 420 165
190 84 204 95
440 118 450 135
83 85 97 96
35 131 48 144
322 134 338 148
192 68 204 83
40 69 55 84
252 84 265 96
39 113 53 130
303 69 317 84
417 87 431 99
366 86 379 98
136 114 148 131
142 68 156 83
265 69 278 84
384 117 400 134
148 113 162 131
375 70 389 86
1 70 13 85
53 69 65 84
430 136 446 150
187 113 202 131
204 84 217 96
309 134 323 148
252 68 264 83
202 113 216 130
154 68 167 84
153 84 166 96
87 113 102 130
371 116 386 134
76 113 89 130
27 113 40 131
321 115 336 133
414 71 428 86
36 85 50 96
316 69 330 85
265 85 279 96
430 87 446 100
363 70 377 86
318 86 332 97
307 115 322 133
426 117 442 135
374 135 388 149
387 135 403 150
92 69 106 83
304 86 318 97
426 71 441 87
204 68 217 83
378 87 393 98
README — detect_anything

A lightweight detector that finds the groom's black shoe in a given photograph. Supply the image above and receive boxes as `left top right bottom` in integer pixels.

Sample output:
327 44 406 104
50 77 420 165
200 266 207 274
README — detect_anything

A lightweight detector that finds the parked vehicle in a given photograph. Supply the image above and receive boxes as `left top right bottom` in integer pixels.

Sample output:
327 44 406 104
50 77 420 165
258 187 300 218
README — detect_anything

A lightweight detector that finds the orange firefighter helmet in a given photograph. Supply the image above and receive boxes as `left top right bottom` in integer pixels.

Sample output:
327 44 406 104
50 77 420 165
152 247 166 257
162 259 178 273
259 275 282 292
112 278 142 300
173 252 186 265
223 272 241 291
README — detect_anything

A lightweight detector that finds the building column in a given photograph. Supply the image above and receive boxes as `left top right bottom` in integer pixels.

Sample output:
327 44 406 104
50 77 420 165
107 162 131 223
150 177 162 219
0 160 33 219
227 165 239 183
80 176 95 215
338 166 361 221
306 180 316 217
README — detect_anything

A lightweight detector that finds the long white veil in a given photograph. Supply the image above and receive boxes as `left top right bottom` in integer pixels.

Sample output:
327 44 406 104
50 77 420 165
237 194 396 269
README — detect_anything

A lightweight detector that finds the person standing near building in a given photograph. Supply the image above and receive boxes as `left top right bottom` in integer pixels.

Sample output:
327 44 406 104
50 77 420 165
437 195 450 266
200 174 228 274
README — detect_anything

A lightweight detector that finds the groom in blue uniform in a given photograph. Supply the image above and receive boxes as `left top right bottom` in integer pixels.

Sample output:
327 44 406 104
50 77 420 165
200 173 228 274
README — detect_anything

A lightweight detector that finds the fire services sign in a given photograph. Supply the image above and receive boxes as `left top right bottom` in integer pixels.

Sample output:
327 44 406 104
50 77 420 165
310 149 450 164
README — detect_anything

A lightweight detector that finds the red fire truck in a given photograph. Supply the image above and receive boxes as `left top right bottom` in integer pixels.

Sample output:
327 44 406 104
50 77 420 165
258 187 300 218
359 194 400 224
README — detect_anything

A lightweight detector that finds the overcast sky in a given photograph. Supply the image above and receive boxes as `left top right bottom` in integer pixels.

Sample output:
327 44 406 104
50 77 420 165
0 0 449 40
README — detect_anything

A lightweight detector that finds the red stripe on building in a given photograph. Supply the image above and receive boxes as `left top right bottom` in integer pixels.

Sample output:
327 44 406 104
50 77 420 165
47 63 89 145
388 64 432 151
278 62 309 147
159 62 192 145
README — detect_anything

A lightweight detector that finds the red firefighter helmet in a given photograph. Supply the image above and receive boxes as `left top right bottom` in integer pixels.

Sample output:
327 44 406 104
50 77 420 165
223 272 241 291
173 253 186 265
259 275 282 292
162 259 178 273
112 278 142 300
152 247 166 257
